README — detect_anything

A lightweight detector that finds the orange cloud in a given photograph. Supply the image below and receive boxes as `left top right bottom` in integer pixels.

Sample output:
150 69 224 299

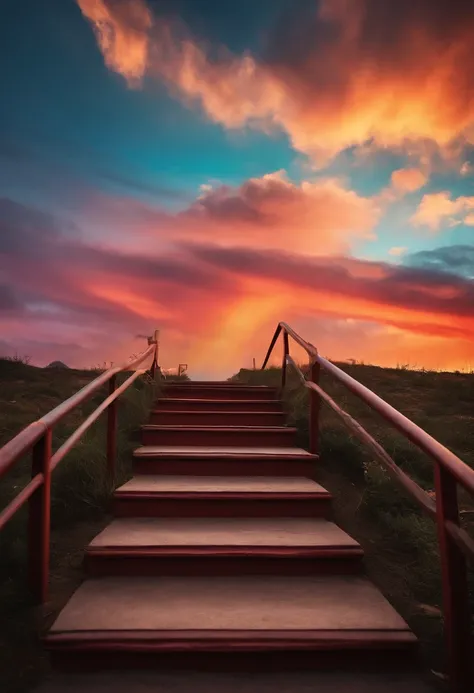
388 247 408 257
77 0 474 162
177 171 380 254
3 194 474 375
77 0 152 87
411 192 474 231
390 168 427 193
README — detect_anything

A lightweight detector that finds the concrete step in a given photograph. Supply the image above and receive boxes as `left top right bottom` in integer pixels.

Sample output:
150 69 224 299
113 476 332 518
85 517 363 576
45 575 417 671
149 410 286 426
154 398 283 412
132 446 317 477
140 425 297 447
161 384 279 401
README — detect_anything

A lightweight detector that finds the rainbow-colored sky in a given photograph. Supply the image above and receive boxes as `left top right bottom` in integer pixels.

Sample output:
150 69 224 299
1 0 474 376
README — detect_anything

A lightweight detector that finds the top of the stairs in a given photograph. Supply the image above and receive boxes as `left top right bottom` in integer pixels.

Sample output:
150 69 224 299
133 445 313 457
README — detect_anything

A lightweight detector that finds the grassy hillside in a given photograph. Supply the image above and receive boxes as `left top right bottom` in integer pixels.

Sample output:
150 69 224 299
0 357 159 692
232 363 474 676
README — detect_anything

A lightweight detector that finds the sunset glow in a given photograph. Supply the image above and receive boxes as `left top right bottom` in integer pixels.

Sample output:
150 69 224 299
1 0 474 376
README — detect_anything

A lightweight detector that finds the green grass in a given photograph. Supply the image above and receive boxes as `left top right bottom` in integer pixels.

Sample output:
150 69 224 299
0 357 162 692
232 363 474 676
2 357 473 687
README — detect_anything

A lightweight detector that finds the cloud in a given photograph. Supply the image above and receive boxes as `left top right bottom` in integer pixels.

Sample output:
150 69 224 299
464 213 474 226
78 0 474 163
0 198 64 255
2 192 473 373
76 0 153 87
405 244 474 279
388 247 408 257
0 285 23 313
410 191 474 231
390 168 427 193
376 166 428 205
178 170 380 254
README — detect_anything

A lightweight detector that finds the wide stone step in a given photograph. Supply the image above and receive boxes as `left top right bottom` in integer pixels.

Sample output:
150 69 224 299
85 517 363 576
154 398 283 412
140 425 297 447
161 384 279 401
149 410 286 426
45 575 417 671
114 476 331 518
133 445 317 477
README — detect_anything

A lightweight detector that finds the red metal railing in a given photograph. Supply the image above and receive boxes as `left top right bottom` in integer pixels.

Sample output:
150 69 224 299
262 322 474 693
0 331 160 603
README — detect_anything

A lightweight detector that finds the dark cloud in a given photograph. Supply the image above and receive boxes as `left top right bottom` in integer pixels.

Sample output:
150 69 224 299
0 198 63 255
0 284 23 313
405 245 474 279
267 0 474 84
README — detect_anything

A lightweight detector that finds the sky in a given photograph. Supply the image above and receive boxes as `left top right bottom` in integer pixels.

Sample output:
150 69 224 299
1 0 474 377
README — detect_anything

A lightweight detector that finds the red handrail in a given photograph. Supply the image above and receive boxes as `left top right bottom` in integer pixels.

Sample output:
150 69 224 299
0 332 159 603
263 322 473 693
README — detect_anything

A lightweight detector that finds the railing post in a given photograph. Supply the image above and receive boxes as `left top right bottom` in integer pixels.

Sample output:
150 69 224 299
309 359 321 455
434 463 472 693
107 374 117 480
281 331 289 390
150 329 160 379
28 428 52 603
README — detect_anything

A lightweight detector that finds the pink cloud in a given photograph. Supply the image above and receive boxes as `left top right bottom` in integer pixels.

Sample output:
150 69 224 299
177 171 380 254
411 192 474 231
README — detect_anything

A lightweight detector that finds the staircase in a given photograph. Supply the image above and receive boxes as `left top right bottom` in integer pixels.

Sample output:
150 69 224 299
45 381 421 678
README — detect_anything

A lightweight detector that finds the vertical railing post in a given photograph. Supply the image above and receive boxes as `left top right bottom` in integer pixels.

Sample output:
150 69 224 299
281 330 289 390
107 374 117 481
150 329 160 379
309 358 321 455
434 464 472 693
28 428 52 603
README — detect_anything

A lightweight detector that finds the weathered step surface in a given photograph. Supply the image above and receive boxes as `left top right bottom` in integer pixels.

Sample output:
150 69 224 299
133 445 317 476
149 410 286 426
154 398 283 412
160 384 279 401
141 425 297 447
114 476 331 518
34 670 440 693
85 517 363 576
45 575 417 671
